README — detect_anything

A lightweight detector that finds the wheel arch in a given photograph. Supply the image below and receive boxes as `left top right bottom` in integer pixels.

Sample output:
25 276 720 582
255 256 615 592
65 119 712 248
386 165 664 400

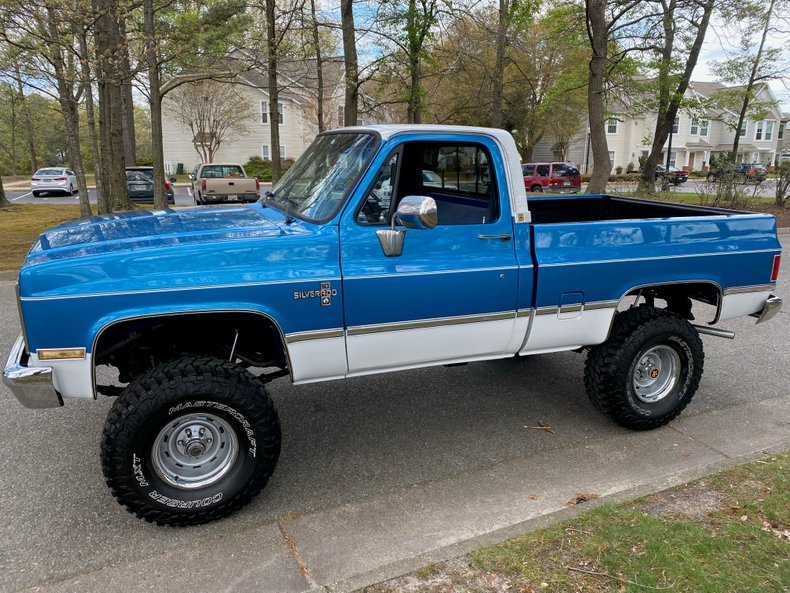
90 308 292 397
605 279 723 340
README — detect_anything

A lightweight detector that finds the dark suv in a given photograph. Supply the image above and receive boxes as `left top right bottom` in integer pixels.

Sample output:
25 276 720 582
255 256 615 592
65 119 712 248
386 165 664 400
522 162 582 193
706 163 766 183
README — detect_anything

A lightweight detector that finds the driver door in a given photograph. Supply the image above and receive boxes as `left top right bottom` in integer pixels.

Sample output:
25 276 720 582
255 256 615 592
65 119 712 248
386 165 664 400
339 137 521 375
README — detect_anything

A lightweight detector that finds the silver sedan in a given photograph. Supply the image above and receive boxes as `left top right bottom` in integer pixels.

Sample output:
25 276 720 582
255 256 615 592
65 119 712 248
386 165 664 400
31 167 78 197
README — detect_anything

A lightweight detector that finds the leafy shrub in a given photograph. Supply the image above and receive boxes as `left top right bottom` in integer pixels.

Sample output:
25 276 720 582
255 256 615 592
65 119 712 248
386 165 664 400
626 162 635 173
615 166 623 175
243 156 295 182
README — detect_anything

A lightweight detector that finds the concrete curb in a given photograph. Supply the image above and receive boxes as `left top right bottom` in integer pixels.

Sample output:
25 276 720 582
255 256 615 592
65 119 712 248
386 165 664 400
323 441 790 593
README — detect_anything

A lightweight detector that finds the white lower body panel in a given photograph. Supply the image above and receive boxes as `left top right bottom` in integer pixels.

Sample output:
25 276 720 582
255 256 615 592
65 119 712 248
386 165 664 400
29 353 94 399
346 318 517 374
719 291 771 321
520 308 617 355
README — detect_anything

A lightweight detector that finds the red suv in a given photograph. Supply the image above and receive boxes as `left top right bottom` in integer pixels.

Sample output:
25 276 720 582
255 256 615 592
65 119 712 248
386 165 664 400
522 162 582 193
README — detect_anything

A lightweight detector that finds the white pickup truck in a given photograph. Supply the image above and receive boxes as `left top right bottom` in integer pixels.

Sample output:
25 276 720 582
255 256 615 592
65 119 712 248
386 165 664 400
189 163 260 205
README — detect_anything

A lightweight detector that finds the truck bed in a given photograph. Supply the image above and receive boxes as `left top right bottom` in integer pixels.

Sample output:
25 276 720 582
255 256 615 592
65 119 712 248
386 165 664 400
527 194 745 224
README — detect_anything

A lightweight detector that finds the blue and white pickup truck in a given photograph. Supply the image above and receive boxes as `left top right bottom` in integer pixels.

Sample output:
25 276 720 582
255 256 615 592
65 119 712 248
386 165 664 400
3 125 783 525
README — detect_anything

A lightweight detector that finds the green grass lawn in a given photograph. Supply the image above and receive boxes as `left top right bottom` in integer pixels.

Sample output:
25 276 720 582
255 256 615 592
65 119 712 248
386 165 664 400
0 204 84 271
362 452 790 593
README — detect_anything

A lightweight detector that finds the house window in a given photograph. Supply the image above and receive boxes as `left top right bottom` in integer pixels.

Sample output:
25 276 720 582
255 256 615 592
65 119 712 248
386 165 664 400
756 121 764 140
778 122 784 140
608 151 615 169
606 118 618 134
260 102 284 124
690 118 698 135
764 121 774 141
261 145 286 161
672 116 679 134
739 121 747 137
700 120 709 136
669 151 677 167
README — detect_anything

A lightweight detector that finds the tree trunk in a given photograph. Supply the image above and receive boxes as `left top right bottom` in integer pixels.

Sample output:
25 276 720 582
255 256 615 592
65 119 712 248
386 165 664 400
14 63 37 173
0 175 10 207
638 0 713 193
266 0 282 181
585 0 610 193
731 0 775 162
78 30 107 213
144 0 168 209
310 0 325 132
341 0 358 126
491 0 509 129
8 92 17 176
119 18 137 167
47 7 92 217
95 0 134 211
406 0 422 124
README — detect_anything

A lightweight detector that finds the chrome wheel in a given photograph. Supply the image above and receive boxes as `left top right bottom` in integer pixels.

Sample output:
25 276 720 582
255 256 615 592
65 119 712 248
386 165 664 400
151 412 238 489
632 345 681 403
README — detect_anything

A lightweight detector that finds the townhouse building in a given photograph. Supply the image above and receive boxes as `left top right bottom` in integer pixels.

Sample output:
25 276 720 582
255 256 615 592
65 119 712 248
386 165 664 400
534 82 788 173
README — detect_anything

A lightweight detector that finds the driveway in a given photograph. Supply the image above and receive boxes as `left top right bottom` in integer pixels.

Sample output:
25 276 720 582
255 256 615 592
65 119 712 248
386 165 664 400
0 235 787 593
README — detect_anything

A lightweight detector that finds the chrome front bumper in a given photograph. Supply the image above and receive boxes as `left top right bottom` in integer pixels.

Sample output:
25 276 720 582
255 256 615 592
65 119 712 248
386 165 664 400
2 334 63 408
755 295 782 324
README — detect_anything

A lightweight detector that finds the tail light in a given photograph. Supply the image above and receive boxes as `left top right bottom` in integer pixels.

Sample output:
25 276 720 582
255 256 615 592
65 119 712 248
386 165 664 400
31 177 40 181
54 177 66 181
771 254 781 282
164 180 171 190
201 179 206 191
255 178 260 190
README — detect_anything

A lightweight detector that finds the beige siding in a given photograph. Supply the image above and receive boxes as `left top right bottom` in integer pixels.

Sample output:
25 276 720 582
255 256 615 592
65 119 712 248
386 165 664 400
162 83 320 173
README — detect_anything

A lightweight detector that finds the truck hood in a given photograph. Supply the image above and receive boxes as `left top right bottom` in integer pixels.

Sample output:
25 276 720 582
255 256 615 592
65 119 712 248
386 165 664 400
19 205 338 298
29 205 288 256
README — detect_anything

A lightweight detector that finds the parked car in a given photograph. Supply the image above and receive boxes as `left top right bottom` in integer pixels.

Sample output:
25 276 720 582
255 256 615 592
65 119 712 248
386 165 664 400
656 165 688 185
706 163 766 183
189 163 260 205
31 167 78 197
522 162 582 193
125 167 176 204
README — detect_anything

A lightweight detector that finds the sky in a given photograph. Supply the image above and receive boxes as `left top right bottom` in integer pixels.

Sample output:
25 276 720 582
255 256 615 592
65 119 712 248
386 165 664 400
694 16 790 114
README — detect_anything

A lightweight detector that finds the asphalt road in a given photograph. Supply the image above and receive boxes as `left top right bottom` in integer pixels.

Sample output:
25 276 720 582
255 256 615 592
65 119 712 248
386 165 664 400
5 185 198 206
0 237 788 593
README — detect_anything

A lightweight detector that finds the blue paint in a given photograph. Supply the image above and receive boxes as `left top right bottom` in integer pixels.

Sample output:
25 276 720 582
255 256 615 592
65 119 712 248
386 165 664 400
15 129 782 357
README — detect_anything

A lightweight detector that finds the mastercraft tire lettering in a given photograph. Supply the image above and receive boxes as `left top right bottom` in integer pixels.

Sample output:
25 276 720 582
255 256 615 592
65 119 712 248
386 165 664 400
101 357 281 526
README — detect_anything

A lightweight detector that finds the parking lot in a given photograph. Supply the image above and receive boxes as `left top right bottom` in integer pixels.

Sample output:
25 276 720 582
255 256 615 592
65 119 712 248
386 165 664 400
0 222 787 593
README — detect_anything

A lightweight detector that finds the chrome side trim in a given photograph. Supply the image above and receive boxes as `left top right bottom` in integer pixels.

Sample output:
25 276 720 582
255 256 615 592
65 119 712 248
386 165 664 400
342 266 521 281
286 328 345 343
91 309 293 397
516 308 532 318
585 300 620 311
722 283 776 296
559 304 583 314
2 334 63 409
20 277 344 302
535 306 558 316
539 249 779 268
346 311 516 337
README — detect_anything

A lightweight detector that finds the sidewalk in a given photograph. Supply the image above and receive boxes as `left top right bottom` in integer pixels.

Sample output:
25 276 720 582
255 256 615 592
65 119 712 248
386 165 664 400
30 393 790 593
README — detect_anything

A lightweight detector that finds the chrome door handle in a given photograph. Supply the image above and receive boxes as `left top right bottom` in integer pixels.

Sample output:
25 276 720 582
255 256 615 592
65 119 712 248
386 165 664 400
477 233 512 242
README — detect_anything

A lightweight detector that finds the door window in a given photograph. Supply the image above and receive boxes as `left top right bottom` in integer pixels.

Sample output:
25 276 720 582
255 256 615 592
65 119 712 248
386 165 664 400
536 165 550 177
358 151 400 225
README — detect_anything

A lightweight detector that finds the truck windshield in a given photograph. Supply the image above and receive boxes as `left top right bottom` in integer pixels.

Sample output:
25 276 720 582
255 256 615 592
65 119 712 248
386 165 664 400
268 132 377 222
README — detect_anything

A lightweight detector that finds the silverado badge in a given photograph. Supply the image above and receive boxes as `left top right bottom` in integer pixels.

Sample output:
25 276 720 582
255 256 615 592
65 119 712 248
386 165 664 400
294 282 337 306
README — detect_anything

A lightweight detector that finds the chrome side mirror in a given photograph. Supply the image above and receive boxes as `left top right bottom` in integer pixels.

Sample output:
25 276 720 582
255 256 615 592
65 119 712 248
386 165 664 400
376 196 437 257
395 196 437 229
